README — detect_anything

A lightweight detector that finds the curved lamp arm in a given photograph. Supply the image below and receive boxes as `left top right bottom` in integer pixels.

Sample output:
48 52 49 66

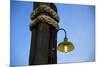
58 28 67 39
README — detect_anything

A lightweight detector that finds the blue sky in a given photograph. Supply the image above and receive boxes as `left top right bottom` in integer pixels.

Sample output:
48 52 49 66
11 1 95 66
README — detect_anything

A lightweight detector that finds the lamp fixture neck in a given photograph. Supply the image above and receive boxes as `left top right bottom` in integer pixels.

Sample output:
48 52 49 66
58 28 67 39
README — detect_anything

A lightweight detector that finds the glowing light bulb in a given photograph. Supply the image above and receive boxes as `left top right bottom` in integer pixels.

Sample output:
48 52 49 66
64 45 68 53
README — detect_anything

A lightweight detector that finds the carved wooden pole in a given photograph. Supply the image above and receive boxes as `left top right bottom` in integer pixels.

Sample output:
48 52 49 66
29 2 59 65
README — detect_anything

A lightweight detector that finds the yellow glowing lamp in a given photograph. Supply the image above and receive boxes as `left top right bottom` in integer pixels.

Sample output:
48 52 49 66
57 37 74 53
57 28 75 53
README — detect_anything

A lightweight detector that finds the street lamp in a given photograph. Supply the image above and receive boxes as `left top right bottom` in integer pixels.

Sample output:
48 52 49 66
29 2 74 65
57 28 75 53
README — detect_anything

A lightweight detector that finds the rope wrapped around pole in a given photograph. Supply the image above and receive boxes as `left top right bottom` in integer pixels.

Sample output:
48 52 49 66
29 4 59 31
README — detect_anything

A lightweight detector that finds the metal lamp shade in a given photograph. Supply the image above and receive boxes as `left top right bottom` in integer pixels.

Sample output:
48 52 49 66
57 38 74 53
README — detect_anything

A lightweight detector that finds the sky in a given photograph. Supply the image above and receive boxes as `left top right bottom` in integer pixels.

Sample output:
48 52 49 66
11 1 95 66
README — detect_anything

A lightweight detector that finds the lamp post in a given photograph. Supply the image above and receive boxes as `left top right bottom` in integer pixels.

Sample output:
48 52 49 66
29 2 59 65
29 2 74 65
